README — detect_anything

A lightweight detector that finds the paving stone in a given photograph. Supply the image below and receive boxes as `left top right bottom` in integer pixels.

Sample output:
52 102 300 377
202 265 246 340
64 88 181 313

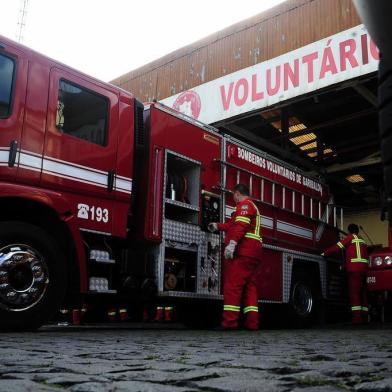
32 372 110 385
69 382 114 392
355 378 392 391
290 387 346 392
0 379 59 391
1 326 392 391
193 375 285 392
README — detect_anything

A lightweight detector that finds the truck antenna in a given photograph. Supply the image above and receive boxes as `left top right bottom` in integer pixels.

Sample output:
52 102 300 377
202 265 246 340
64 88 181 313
16 0 29 43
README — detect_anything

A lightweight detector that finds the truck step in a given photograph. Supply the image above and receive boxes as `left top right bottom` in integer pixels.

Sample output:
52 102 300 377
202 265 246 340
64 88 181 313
88 289 117 294
89 250 115 264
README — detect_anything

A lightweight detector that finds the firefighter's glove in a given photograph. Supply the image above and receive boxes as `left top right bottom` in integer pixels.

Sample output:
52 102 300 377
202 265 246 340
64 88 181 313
208 223 218 233
224 240 237 260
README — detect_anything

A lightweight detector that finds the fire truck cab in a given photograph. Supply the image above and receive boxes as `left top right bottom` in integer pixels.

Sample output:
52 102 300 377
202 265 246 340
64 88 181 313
0 35 344 329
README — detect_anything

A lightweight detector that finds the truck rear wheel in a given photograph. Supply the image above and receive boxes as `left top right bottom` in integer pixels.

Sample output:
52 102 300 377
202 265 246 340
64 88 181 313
0 222 67 330
289 270 320 327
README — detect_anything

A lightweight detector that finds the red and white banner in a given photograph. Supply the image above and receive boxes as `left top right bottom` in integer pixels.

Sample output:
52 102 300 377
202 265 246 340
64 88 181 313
161 24 379 124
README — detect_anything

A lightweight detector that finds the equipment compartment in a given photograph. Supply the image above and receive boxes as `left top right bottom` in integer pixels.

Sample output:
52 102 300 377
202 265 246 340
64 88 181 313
163 246 197 292
164 151 201 224
164 202 199 225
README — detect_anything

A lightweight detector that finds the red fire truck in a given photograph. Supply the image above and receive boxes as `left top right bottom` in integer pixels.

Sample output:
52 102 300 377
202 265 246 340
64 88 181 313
0 35 343 329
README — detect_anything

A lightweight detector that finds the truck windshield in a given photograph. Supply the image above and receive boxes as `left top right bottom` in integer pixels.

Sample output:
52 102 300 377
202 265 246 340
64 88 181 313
0 54 14 119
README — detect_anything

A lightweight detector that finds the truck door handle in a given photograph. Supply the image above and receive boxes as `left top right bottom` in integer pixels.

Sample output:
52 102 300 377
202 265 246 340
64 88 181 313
107 170 115 192
8 140 18 168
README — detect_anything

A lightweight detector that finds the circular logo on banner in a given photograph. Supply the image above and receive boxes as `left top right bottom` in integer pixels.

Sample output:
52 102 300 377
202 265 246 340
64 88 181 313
173 90 201 119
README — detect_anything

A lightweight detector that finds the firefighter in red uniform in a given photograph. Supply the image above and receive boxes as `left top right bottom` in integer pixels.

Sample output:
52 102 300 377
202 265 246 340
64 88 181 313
322 223 369 325
208 184 262 330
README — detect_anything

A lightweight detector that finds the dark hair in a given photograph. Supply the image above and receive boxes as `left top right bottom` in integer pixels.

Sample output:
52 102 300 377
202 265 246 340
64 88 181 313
347 223 359 234
234 183 250 196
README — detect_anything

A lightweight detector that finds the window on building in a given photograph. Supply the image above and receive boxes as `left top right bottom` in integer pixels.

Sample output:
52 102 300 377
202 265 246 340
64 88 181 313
0 54 15 118
56 79 108 146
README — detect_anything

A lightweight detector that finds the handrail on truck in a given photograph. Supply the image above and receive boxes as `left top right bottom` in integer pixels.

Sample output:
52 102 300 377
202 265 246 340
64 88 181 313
215 159 345 235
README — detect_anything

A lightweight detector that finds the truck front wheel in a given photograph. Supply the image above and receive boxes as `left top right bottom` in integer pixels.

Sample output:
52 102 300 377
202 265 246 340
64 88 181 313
0 222 67 330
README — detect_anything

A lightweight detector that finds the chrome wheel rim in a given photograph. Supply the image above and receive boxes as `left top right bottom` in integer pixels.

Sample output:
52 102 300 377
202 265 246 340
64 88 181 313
292 282 313 317
0 244 49 312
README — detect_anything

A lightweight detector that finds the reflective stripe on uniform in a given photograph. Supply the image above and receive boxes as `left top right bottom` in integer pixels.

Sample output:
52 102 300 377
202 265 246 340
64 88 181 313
235 216 251 224
244 233 262 240
351 305 362 311
224 305 241 312
351 234 368 263
351 258 369 263
362 306 369 312
244 201 262 241
337 241 344 249
243 306 258 313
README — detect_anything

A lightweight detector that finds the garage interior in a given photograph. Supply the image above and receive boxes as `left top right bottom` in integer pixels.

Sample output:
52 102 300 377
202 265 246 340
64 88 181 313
213 72 389 247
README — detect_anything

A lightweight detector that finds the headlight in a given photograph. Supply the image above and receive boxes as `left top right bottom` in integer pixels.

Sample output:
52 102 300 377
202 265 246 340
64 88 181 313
374 257 383 266
384 256 392 266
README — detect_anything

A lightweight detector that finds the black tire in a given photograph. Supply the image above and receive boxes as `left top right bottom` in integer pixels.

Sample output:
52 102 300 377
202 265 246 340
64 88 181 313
288 270 321 328
0 221 67 330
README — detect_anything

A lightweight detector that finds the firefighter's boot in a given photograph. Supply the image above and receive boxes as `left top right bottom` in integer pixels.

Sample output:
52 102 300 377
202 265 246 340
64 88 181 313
154 307 164 322
351 306 363 325
164 307 173 322
119 308 128 322
244 306 259 331
107 308 117 322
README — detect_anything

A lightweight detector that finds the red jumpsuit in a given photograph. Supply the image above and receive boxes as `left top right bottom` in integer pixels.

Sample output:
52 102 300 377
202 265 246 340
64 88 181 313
324 233 369 324
217 198 262 330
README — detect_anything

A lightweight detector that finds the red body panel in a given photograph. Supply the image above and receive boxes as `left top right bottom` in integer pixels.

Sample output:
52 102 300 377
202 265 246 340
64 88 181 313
140 106 221 241
0 35 136 294
367 269 392 291
224 141 338 254
0 35 135 239
257 248 283 302
0 182 88 292
0 41 28 182
368 247 392 291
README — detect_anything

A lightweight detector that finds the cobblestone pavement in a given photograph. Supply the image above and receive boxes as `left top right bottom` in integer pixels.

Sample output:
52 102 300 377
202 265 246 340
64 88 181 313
1 325 392 392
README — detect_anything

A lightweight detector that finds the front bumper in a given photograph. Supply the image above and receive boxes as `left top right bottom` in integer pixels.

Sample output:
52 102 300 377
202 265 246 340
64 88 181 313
367 269 392 291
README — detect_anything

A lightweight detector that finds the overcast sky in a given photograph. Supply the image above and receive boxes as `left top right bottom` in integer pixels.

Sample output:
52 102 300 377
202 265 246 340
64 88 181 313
1 0 285 82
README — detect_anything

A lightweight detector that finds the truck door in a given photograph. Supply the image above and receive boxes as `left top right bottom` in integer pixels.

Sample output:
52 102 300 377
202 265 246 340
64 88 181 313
42 68 119 234
0 43 28 180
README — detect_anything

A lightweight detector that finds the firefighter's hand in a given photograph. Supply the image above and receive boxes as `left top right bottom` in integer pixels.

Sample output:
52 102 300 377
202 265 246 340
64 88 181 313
224 240 237 260
208 222 218 232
